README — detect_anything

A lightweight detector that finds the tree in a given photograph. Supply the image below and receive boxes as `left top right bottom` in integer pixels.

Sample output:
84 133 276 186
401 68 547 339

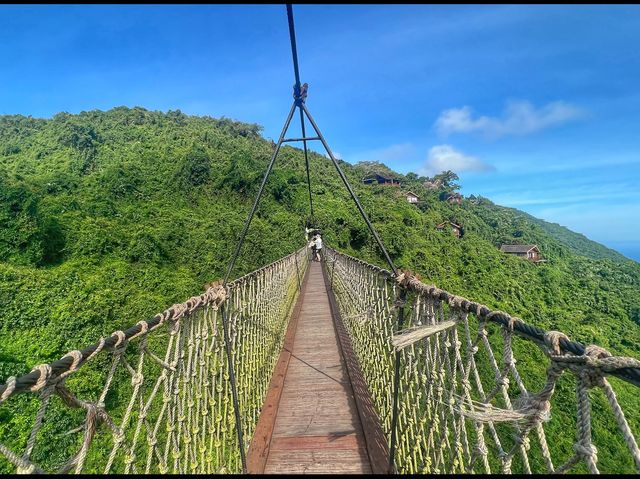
430 170 460 191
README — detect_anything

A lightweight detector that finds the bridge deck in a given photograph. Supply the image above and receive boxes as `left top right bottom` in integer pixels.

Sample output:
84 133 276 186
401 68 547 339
248 261 374 474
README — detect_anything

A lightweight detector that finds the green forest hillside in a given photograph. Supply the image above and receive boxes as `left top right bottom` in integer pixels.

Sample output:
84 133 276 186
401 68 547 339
0 108 639 473
1 106 639 377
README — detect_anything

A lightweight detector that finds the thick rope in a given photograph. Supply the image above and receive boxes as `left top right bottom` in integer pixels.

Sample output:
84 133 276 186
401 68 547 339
325 247 640 474
0 248 308 474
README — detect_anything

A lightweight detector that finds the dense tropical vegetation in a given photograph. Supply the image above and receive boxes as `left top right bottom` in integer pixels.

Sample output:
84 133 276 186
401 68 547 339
0 107 638 472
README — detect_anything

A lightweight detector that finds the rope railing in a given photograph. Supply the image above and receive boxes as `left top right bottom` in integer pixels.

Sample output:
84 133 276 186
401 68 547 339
323 246 640 474
0 247 308 474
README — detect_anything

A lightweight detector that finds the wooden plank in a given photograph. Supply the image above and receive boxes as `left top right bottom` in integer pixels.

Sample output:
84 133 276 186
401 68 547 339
251 261 375 475
270 434 366 452
246 263 310 474
264 450 371 474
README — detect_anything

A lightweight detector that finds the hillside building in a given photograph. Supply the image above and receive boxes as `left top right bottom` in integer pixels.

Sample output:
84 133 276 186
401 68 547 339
405 191 420 204
362 172 400 186
445 192 463 204
436 221 463 238
500 244 544 262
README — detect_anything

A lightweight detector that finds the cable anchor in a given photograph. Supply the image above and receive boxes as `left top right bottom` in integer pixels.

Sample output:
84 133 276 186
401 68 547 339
293 82 308 105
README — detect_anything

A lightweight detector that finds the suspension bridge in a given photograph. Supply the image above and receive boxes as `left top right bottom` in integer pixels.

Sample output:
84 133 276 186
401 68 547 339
1 4 640 475
1 246 639 474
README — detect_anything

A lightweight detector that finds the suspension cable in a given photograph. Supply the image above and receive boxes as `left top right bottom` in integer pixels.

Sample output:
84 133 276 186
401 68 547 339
287 4 314 219
286 4 302 97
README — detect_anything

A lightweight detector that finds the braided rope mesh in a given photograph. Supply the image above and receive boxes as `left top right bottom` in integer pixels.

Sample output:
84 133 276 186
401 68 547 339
0 248 308 474
324 247 640 474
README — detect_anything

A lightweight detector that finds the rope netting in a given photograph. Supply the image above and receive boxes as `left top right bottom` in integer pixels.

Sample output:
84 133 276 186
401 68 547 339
323 247 640 474
0 248 308 474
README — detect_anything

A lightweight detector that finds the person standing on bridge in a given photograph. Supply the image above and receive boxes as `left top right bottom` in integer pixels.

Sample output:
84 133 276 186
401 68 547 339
312 233 323 262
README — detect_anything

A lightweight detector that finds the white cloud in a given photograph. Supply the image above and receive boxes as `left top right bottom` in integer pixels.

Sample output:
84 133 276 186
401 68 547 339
435 100 586 138
420 145 494 176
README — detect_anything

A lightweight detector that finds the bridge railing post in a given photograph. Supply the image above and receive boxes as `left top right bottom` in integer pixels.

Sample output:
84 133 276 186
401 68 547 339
294 252 302 292
220 297 247 473
389 285 408 473
329 251 337 291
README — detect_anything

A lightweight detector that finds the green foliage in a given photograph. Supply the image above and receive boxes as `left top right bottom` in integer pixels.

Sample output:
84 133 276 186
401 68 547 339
0 107 638 472
430 169 460 191
180 143 211 188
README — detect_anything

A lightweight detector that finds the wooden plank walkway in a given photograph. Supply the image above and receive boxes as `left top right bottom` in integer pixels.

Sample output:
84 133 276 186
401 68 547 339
247 261 377 474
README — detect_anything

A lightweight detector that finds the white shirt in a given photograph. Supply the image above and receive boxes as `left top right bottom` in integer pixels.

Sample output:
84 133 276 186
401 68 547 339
315 236 323 249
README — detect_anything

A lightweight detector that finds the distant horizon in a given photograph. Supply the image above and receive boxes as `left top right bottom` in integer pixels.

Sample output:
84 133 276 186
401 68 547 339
605 241 640 263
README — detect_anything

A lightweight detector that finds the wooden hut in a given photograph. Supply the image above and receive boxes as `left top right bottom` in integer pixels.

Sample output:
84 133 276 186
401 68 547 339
362 172 400 186
445 192 463 204
436 221 463 238
499 244 543 262
405 191 420 204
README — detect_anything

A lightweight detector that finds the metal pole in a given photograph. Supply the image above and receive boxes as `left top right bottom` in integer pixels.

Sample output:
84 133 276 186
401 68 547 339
299 106 314 219
282 136 320 143
223 101 297 284
301 103 398 276
221 301 247 472
389 288 407 472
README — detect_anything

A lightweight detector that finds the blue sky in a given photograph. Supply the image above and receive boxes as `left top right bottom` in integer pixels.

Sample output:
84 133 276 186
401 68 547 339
1 5 639 260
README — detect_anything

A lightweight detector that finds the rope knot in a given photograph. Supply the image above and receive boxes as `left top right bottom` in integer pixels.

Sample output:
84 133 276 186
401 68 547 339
544 330 569 356
62 350 83 375
114 430 125 444
0 376 17 403
584 344 612 361
578 344 613 388
448 295 464 309
293 82 308 104
111 330 127 352
394 270 412 288
131 373 144 387
29 364 52 393
131 320 149 339
495 375 510 388
574 442 598 459
505 316 518 332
